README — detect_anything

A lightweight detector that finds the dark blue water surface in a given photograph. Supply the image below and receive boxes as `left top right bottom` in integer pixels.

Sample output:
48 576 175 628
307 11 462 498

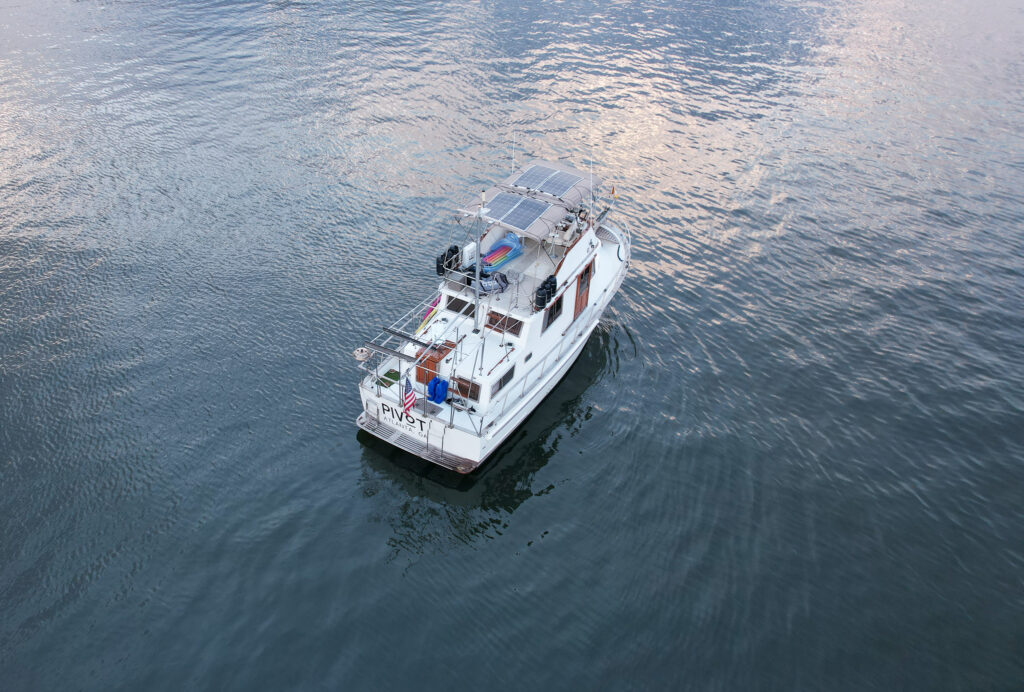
3 0 1023 689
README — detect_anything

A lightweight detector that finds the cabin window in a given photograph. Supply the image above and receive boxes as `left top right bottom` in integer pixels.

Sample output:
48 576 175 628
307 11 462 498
493 366 515 396
452 377 480 402
446 296 475 318
543 295 563 332
486 311 523 336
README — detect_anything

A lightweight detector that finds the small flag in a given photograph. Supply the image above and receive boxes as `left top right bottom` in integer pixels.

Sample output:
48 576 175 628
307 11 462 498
403 377 416 414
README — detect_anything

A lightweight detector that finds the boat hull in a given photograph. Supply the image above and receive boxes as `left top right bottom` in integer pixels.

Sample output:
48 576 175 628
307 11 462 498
357 309 597 473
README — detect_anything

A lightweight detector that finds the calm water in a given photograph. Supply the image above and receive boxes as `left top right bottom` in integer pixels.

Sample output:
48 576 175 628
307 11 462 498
2 0 1023 688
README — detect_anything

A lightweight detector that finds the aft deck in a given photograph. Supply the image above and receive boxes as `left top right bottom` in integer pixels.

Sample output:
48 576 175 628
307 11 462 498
444 234 564 319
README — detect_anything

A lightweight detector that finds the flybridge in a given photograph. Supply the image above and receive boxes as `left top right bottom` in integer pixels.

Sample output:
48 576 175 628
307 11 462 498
460 159 603 242
480 193 550 232
354 157 630 474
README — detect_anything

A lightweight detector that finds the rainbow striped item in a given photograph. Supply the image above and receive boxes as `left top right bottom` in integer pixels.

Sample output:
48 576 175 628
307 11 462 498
481 233 523 272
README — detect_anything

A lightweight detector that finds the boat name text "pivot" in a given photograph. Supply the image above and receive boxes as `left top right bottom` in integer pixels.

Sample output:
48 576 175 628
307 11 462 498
380 403 428 431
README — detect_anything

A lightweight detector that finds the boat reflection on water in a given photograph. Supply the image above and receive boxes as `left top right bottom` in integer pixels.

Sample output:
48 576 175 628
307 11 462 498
355 326 616 554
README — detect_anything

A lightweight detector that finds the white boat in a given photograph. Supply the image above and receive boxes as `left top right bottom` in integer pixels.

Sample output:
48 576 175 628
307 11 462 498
354 159 631 473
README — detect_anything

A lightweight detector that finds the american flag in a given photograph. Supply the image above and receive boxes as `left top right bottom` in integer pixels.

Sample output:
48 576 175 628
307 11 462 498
403 377 416 414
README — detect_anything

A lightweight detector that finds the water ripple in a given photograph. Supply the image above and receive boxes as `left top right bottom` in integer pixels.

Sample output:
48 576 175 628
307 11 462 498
2 0 1023 688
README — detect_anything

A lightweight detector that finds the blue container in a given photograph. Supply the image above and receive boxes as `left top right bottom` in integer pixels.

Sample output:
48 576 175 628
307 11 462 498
433 379 448 403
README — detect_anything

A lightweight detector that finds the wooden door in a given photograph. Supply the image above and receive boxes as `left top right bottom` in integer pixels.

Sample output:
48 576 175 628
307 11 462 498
574 261 593 321
415 340 456 384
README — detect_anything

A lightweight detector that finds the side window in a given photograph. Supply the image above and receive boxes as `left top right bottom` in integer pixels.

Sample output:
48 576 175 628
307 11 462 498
579 262 592 292
492 366 515 396
543 295 563 332
452 377 480 402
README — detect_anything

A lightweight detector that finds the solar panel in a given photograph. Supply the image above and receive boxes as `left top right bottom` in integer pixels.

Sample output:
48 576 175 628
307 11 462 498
539 170 581 197
513 165 557 190
481 192 551 232
482 193 521 222
501 197 550 231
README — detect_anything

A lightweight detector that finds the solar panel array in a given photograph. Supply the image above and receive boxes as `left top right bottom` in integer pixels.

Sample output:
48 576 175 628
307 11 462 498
482 193 520 222
503 197 549 231
483 192 551 232
512 166 556 190
512 165 582 198
543 171 583 197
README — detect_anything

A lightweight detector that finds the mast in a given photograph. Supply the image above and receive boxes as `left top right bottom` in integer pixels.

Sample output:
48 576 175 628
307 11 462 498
589 154 595 230
474 190 485 332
